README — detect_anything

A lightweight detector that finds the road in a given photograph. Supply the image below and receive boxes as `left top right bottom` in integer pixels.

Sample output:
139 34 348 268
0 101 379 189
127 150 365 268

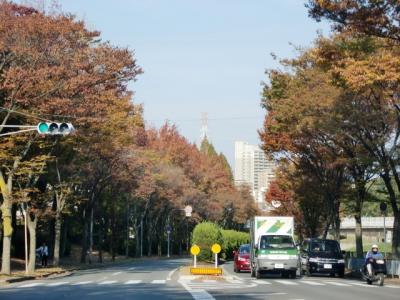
1 258 399 300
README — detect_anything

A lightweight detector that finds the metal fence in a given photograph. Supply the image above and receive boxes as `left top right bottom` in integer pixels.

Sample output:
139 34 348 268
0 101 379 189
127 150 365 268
347 258 400 277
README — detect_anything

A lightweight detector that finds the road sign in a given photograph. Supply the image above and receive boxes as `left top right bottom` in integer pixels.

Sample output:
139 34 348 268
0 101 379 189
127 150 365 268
166 225 172 234
211 243 221 254
184 205 192 217
190 245 200 256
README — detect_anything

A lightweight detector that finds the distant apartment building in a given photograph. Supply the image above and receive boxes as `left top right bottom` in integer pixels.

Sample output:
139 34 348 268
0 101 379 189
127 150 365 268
234 141 276 209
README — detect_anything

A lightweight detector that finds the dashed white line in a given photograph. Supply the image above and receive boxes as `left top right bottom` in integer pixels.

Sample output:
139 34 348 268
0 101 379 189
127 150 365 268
151 280 166 284
275 280 299 285
255 280 271 285
325 281 351 287
98 280 117 285
128 267 136 270
348 282 377 288
19 282 44 288
111 272 122 276
124 280 142 285
71 281 93 285
301 281 325 286
386 285 400 289
47 282 69 287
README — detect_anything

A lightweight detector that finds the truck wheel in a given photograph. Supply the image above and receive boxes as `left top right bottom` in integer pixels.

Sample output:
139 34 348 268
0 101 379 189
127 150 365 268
290 270 297 279
256 268 261 279
338 270 345 278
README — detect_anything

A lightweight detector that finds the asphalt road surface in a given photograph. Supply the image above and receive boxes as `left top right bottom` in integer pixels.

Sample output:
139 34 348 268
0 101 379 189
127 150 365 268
1 258 399 300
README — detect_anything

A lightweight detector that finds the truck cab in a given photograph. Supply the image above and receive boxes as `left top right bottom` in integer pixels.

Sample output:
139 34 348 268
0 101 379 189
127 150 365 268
250 217 299 279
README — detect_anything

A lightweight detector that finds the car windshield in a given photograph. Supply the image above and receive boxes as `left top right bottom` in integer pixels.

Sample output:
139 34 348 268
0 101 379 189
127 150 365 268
239 245 250 254
310 240 340 254
259 235 294 249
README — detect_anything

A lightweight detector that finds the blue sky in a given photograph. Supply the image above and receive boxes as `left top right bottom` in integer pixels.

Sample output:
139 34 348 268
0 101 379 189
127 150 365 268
51 0 330 166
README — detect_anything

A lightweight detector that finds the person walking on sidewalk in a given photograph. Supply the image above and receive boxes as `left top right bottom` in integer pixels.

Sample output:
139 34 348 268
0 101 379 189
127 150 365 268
36 242 49 267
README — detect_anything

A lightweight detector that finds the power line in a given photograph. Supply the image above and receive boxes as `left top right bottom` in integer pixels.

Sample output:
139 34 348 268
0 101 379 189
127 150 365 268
146 116 264 123
0 106 53 122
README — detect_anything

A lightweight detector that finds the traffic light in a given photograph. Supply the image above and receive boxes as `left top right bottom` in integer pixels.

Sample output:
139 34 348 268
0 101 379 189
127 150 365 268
37 122 75 135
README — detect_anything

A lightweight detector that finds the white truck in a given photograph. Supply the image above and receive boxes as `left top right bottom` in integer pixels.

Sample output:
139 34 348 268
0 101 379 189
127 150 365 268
250 216 299 279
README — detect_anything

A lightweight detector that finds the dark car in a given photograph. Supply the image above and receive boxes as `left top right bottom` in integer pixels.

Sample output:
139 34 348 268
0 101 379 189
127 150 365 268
233 244 251 273
300 239 345 277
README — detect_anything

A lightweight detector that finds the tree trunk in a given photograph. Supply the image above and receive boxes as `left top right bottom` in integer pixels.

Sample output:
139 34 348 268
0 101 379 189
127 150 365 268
354 214 363 258
27 213 38 274
0 175 12 275
80 209 88 264
392 211 400 258
89 207 94 264
60 217 68 257
53 213 62 266
380 171 400 258
135 223 141 257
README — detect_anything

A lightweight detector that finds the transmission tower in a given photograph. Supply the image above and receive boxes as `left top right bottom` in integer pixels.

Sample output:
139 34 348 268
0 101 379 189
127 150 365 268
200 112 208 141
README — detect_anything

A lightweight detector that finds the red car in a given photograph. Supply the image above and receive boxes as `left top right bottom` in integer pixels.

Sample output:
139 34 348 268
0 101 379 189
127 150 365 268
233 244 251 272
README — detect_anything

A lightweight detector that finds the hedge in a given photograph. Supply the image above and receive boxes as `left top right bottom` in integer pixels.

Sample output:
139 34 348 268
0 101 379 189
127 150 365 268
221 229 250 260
192 222 249 261
192 222 223 261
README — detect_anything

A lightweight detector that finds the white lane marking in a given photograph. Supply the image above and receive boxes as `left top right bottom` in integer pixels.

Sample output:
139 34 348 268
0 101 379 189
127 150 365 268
325 281 351 287
255 280 271 285
301 281 325 286
167 268 178 281
124 280 142 285
226 278 242 284
203 280 217 283
19 282 44 288
348 282 377 288
47 281 69 287
111 272 122 276
275 280 299 285
151 280 166 284
386 285 400 289
128 267 136 270
98 280 117 285
71 281 93 285
179 280 215 300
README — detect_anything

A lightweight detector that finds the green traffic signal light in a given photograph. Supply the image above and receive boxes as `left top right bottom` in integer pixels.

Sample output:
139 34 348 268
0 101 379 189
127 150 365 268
37 122 49 134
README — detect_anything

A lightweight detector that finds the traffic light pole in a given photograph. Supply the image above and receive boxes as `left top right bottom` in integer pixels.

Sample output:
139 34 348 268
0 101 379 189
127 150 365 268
0 125 37 137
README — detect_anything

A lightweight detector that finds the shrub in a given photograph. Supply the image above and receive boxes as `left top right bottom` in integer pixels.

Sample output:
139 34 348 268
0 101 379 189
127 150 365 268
221 229 250 259
192 222 223 261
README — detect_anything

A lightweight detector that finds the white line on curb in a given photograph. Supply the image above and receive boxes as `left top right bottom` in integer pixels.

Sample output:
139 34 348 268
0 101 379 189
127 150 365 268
167 268 178 281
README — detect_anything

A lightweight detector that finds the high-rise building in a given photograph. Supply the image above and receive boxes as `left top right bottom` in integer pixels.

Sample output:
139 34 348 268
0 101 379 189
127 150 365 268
234 141 276 208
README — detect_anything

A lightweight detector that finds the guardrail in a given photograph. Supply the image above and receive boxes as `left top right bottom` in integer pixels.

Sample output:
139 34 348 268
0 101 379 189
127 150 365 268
347 258 400 277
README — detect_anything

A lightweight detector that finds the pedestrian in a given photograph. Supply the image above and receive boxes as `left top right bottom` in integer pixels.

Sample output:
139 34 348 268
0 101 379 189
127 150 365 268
36 242 49 267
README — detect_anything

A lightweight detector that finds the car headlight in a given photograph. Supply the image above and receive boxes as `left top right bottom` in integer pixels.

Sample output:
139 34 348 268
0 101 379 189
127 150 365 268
309 258 319 263
337 259 345 264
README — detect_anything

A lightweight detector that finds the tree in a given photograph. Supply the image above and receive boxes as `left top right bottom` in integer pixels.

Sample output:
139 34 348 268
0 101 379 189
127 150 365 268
307 0 400 42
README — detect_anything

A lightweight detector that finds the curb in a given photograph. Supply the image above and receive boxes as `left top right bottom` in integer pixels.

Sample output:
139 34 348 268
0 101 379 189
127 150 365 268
1 270 74 285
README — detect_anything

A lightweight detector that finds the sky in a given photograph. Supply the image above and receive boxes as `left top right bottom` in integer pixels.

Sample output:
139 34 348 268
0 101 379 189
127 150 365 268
35 0 330 166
